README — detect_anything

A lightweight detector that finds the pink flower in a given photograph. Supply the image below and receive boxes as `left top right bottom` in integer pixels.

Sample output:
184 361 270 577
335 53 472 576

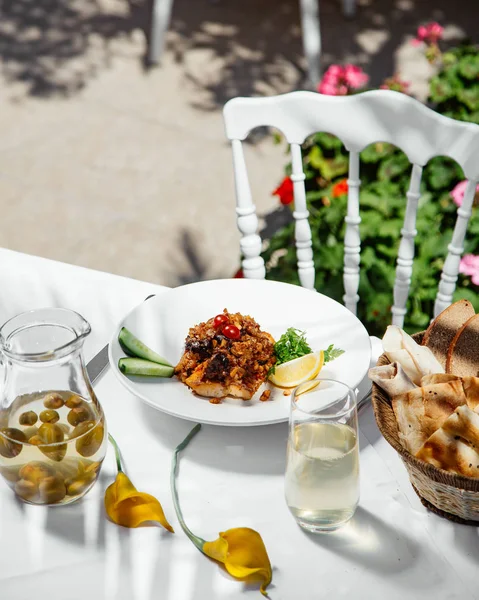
451 180 479 207
417 25 429 40
343 64 369 89
428 22 444 40
451 180 468 206
412 21 444 46
460 254 479 286
318 80 341 95
325 65 343 78
317 64 368 96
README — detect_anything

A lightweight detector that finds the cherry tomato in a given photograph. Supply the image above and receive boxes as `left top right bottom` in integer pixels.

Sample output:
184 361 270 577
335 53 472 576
223 324 241 340
213 314 229 328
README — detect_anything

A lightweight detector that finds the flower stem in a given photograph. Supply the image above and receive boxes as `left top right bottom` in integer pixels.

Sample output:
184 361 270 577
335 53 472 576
170 423 204 551
108 433 123 473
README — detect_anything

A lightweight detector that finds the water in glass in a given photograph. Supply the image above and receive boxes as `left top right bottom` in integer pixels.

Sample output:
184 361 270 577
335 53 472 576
285 379 359 532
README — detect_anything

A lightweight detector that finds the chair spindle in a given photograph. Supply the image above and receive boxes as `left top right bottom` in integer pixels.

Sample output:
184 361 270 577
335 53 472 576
391 164 423 328
435 179 477 316
231 139 265 279
291 143 315 289
343 151 361 314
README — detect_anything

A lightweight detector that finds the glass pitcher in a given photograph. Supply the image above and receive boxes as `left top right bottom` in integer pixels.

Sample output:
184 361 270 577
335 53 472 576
0 309 107 506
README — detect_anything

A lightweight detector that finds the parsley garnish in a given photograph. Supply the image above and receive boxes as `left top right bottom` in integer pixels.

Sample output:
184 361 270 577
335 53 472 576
274 328 312 366
268 330 345 376
323 344 345 363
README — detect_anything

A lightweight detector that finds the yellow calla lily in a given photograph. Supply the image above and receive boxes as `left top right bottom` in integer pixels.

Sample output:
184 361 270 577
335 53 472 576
105 434 174 532
203 528 272 594
171 424 272 596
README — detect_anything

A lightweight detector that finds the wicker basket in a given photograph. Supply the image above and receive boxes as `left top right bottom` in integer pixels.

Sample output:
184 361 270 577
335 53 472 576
371 331 479 525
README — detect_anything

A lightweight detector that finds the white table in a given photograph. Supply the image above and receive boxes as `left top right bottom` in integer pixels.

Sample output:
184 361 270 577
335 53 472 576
0 249 478 600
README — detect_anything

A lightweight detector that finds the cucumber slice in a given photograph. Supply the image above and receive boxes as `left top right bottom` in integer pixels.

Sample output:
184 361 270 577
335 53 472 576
118 327 173 367
118 358 174 377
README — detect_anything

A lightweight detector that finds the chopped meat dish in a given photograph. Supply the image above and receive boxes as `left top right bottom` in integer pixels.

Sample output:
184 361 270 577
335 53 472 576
175 309 276 401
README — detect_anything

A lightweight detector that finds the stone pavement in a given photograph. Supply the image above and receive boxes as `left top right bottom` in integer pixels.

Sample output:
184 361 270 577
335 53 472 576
0 0 474 287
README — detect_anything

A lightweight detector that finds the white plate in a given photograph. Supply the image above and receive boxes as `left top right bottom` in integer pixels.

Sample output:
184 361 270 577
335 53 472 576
109 279 371 426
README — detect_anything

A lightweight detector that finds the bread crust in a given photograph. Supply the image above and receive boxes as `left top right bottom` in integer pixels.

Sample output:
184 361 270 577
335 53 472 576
422 300 475 369
446 313 479 375
423 299 474 345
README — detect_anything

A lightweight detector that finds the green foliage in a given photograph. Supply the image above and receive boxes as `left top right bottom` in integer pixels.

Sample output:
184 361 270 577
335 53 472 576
429 43 479 121
261 43 479 338
323 344 345 363
270 328 312 374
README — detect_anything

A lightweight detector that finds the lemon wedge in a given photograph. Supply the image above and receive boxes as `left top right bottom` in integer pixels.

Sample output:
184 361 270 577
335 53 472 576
268 350 324 388
295 379 321 397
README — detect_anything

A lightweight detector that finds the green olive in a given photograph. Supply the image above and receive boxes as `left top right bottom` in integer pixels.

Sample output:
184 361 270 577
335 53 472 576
39 410 60 424
43 393 64 409
19 411 38 426
57 423 70 436
36 424 67 462
38 423 64 444
55 458 82 480
67 406 92 427
19 461 57 484
0 410 9 429
70 420 95 440
38 476 66 504
65 473 96 496
0 428 27 458
74 421 104 458
40 444 67 463
28 435 43 446
15 479 38 501
65 395 83 409
22 426 39 440
84 460 102 475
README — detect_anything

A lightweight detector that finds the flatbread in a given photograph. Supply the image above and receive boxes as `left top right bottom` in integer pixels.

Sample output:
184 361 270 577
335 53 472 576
368 362 416 397
420 374 460 386
418 375 479 412
462 377 479 412
392 380 466 454
416 405 479 477
382 325 444 385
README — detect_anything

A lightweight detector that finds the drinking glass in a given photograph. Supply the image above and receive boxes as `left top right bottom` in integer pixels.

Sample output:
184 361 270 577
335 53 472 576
0 309 107 506
285 378 359 533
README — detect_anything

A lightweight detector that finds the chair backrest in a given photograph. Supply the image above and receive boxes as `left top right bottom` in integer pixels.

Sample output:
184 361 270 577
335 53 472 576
223 90 479 328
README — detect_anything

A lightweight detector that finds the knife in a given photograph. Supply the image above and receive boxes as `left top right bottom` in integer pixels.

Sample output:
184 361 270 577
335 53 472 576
86 294 157 385
86 344 110 384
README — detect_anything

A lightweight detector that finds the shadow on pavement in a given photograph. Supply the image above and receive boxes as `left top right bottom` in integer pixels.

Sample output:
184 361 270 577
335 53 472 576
0 0 474 100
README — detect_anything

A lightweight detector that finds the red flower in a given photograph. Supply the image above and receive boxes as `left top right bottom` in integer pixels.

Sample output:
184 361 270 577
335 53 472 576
332 179 348 198
272 176 294 205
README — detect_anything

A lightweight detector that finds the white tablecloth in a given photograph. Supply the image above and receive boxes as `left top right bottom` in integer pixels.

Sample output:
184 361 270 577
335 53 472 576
0 249 477 600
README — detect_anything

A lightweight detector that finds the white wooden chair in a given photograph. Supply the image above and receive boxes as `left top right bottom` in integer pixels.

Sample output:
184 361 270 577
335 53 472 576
148 0 356 86
223 90 479 395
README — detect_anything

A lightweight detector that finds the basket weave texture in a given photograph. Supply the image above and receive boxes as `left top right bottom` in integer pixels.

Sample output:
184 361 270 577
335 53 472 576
371 332 479 525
